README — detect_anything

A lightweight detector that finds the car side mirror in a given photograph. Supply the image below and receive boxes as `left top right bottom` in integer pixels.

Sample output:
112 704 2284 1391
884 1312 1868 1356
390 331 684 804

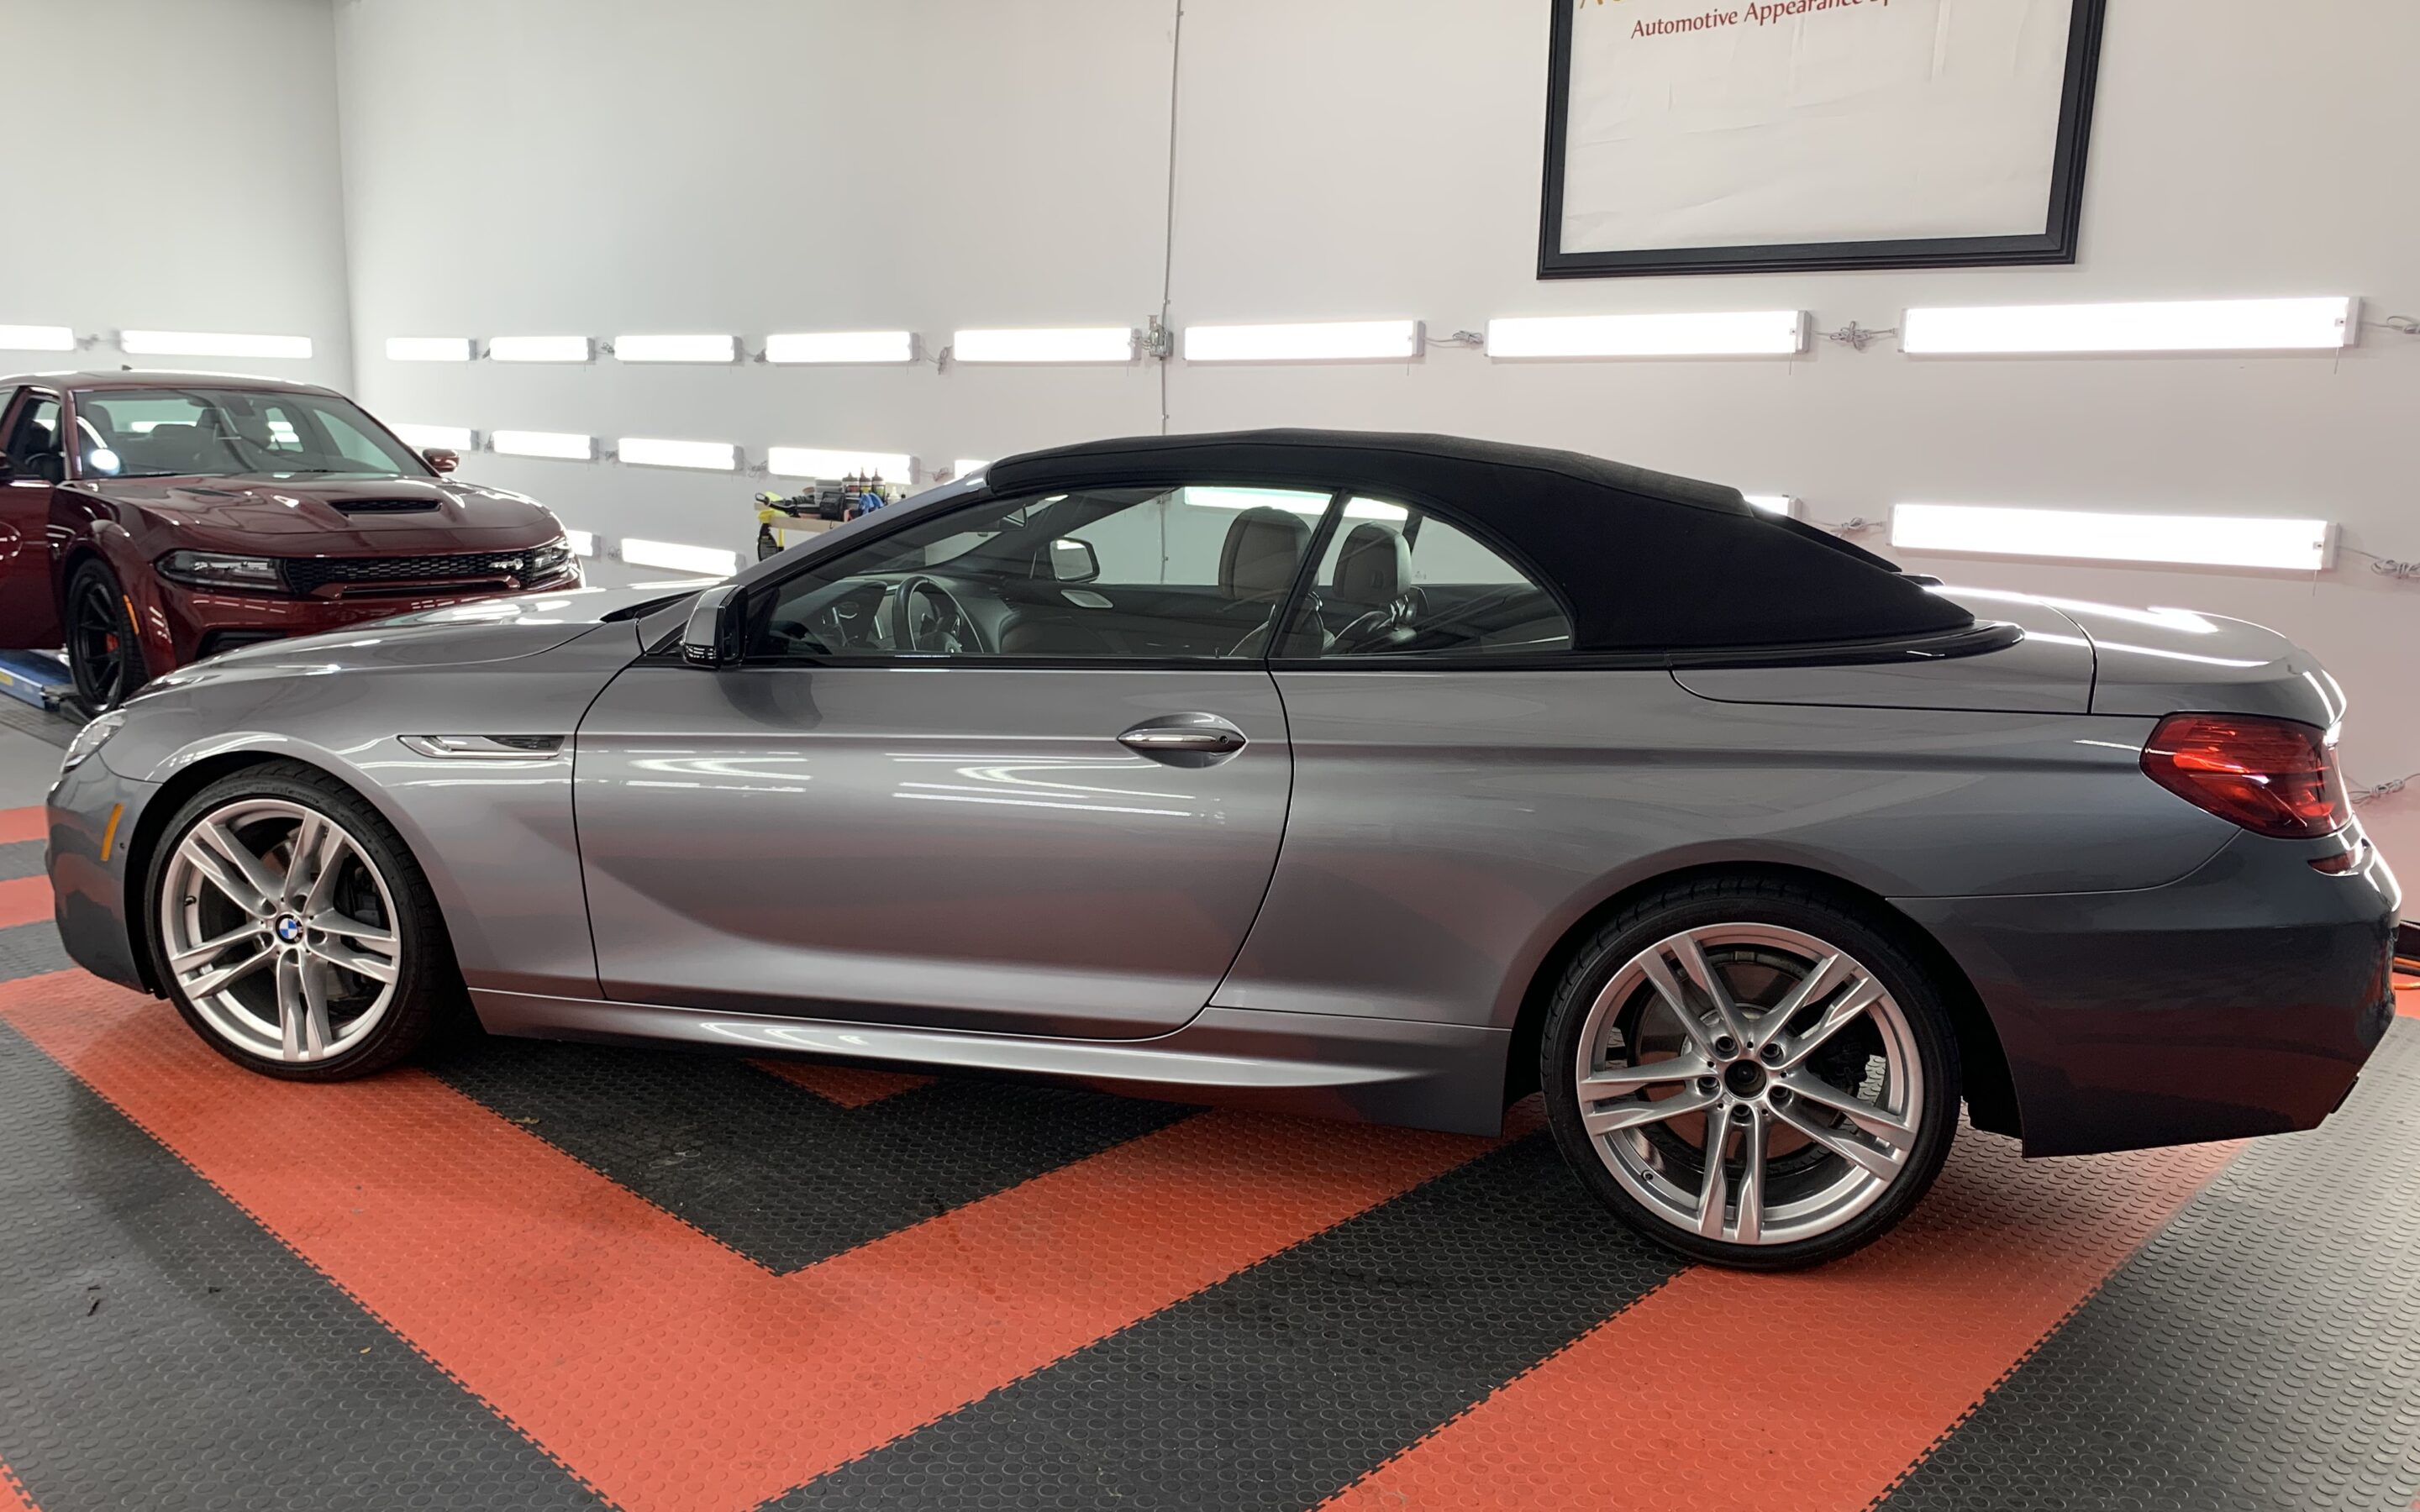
0 455 13 481
681 584 744 669
1046 537 1099 584
423 448 460 475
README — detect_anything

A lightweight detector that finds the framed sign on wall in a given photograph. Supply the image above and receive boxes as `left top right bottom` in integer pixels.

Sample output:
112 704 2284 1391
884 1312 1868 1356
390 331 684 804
1539 0 2107 278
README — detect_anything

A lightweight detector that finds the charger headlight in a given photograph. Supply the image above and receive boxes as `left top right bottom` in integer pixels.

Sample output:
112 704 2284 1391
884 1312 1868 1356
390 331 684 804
156 549 287 593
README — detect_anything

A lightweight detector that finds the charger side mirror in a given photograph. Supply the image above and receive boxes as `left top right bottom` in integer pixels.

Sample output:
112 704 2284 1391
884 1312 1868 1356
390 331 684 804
424 448 459 475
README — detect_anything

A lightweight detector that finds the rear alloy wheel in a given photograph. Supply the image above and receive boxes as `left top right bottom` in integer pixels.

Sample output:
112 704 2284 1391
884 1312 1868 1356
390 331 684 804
66 561 146 711
1541 882 1959 1269
148 764 460 1080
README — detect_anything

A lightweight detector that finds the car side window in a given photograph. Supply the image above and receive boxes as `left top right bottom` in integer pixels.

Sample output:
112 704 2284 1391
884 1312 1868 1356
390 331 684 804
746 484 1334 662
3 396 63 482
1282 497 1572 659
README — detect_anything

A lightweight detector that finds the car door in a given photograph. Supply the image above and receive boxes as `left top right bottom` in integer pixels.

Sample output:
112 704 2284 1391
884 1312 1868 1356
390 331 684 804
0 386 66 648
572 481 1334 1038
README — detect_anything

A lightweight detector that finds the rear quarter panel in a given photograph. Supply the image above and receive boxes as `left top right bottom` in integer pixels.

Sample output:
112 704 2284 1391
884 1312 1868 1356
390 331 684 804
1215 668 2234 1029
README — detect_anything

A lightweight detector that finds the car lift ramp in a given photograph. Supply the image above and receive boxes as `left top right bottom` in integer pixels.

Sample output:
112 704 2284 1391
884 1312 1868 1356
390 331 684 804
0 649 71 711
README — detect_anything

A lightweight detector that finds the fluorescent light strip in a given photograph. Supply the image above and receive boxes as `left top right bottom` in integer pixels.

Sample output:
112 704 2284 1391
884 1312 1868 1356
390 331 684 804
618 438 738 471
561 528 597 557
954 327 1134 364
386 336 474 362
393 423 474 450
1891 503 2334 572
489 429 595 461
487 335 593 364
1184 319 1423 363
0 324 76 352
953 458 993 479
1486 310 1807 359
1186 488 1407 521
614 333 739 364
766 447 914 480
765 330 917 365
621 538 742 577
1902 297 2358 354
120 330 312 360
1743 495 1798 517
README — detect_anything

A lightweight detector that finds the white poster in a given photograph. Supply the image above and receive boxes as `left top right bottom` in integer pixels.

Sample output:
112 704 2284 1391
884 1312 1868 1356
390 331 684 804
1543 0 2100 276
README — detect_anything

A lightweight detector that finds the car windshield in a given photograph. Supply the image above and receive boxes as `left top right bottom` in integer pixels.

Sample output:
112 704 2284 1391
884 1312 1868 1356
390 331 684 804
70 386 429 480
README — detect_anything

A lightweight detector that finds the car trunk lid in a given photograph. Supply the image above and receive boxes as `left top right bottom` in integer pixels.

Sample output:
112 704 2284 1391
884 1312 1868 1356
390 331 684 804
1672 585 2343 729
1671 587 2094 714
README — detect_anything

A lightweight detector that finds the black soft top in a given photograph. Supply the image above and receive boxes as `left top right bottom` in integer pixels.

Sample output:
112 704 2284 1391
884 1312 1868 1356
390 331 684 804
991 429 1971 653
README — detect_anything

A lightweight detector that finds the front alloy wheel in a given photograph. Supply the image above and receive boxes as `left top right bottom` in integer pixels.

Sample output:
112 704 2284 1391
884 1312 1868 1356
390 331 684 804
161 799 402 1063
149 764 460 1079
1543 885 1959 1268
66 562 145 711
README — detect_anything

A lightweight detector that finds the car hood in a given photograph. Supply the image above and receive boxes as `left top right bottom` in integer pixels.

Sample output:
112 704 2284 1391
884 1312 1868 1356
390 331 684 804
74 474 560 549
132 585 677 691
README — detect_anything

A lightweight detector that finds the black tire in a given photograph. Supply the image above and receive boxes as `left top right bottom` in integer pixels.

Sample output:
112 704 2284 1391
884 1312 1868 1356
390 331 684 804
143 761 465 1081
65 559 148 711
1539 874 1960 1271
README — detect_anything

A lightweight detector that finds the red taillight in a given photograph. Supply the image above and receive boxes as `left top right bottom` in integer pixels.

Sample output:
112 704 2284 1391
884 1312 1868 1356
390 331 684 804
2140 712 2349 838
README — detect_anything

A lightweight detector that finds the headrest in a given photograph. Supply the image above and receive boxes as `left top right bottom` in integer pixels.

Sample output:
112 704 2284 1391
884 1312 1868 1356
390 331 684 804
1218 506 1310 600
1330 522 1410 608
139 423 209 469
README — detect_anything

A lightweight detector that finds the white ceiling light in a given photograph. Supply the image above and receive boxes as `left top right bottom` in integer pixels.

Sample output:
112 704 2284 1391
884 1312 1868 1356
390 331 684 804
1184 319 1423 363
0 324 76 352
621 538 741 577
618 437 739 471
1486 310 1807 359
561 528 597 557
1743 495 1798 517
1901 297 2358 355
765 330 918 365
766 447 914 480
386 336 474 362
614 333 739 364
490 429 596 460
120 330 313 360
1891 503 2334 573
487 335 593 364
393 423 474 450
953 327 1135 364
1183 488 1407 521
953 459 993 479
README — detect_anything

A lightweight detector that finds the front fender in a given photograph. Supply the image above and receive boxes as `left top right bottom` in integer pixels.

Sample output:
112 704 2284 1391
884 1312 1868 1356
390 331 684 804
98 622 640 998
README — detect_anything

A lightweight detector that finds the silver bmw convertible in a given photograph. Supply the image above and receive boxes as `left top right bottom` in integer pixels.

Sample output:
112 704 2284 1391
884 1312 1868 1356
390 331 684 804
45 431 2402 1268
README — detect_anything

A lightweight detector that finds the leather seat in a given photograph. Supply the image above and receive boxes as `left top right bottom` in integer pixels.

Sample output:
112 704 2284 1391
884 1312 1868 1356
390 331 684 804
1218 507 1310 601
1329 522 1410 615
138 423 212 473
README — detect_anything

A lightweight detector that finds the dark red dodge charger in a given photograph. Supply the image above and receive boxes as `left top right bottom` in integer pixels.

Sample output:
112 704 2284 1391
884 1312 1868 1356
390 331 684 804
0 370 579 708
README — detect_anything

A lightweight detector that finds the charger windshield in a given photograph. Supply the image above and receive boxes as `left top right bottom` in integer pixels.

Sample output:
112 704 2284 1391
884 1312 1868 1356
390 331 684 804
71 387 429 480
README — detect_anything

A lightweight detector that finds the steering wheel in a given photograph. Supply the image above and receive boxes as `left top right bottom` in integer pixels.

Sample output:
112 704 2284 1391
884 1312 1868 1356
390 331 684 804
1332 586 1427 654
1223 590 1324 659
889 575 986 654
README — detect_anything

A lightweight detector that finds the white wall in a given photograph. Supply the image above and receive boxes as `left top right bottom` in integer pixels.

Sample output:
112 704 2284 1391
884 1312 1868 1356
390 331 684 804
331 0 2420 860
332 0 1176 555
0 0 354 389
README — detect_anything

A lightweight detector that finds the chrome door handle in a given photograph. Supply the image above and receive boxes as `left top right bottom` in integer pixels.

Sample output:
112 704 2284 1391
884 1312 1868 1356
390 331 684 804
1118 727 1246 753
1118 716 1249 759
